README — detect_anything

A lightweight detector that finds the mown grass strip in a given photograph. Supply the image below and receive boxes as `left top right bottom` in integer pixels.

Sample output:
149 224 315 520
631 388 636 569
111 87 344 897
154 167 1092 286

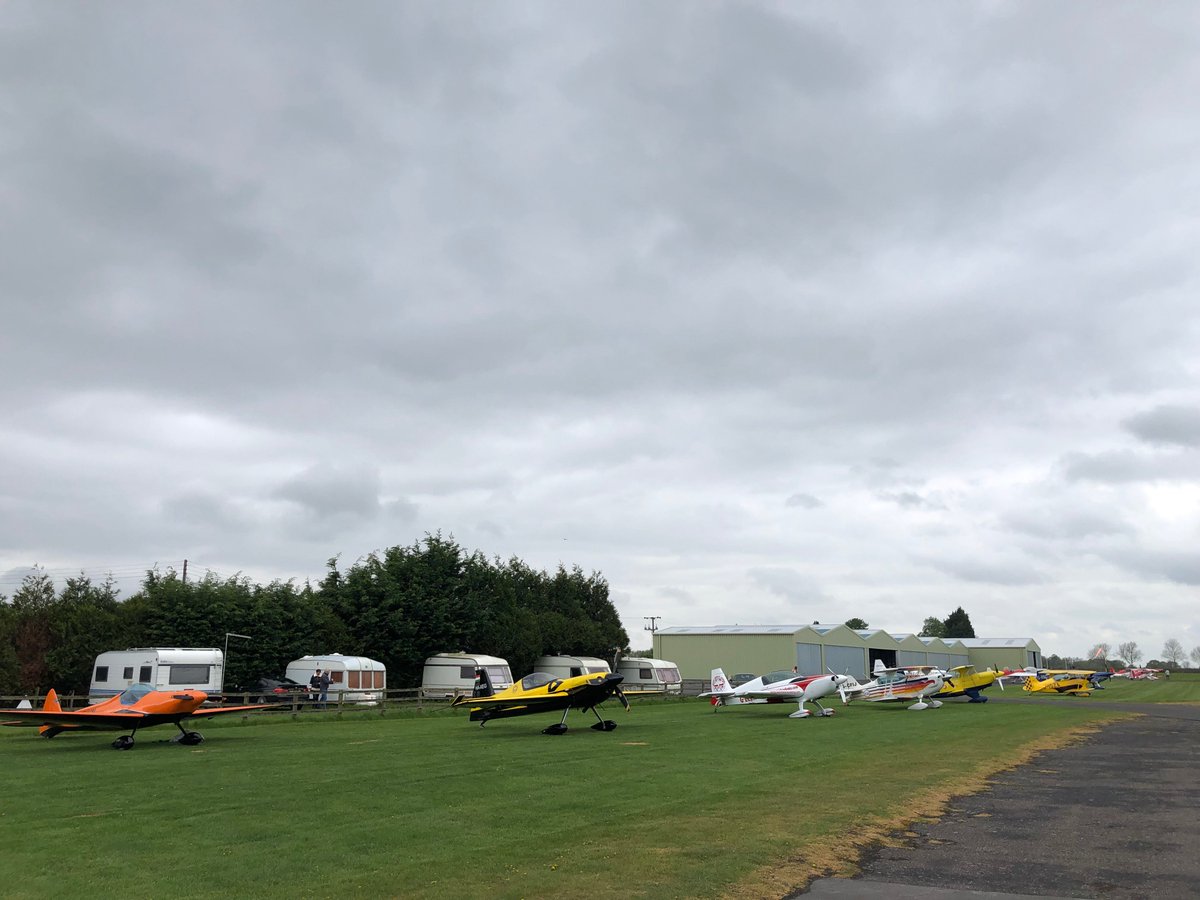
0 697 1129 898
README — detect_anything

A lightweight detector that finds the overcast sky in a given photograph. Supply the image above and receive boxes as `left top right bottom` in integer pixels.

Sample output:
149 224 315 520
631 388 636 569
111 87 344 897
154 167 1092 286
3 3 1198 662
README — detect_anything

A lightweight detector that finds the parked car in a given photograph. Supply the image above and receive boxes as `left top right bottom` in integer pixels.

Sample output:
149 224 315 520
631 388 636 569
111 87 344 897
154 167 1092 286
248 676 311 705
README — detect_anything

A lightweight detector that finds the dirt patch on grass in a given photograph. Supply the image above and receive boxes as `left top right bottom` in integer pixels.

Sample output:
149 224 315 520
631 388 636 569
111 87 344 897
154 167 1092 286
724 717 1132 899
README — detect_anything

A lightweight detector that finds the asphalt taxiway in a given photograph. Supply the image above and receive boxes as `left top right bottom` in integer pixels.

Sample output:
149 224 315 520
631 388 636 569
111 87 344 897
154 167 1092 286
796 703 1200 899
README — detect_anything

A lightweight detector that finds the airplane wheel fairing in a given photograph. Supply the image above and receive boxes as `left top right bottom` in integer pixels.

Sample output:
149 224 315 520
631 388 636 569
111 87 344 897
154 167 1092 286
542 723 568 735
112 735 134 750
929 700 943 708
180 731 205 745
590 720 618 731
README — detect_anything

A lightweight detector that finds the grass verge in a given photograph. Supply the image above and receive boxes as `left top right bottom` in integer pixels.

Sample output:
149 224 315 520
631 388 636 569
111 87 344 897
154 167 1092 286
0 697 1130 898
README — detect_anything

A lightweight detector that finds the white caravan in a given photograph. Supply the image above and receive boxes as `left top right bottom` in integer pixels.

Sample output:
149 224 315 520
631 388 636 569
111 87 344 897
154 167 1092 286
533 655 612 679
420 652 514 699
90 648 224 700
285 654 386 704
615 657 682 695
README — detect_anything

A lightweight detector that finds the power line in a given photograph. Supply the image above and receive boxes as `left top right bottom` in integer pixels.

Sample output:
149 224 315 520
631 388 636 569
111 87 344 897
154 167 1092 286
0 560 189 588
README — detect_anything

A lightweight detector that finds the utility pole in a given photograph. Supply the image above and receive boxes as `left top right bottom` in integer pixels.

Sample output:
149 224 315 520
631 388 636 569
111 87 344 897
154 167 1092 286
182 559 188 583
643 616 661 634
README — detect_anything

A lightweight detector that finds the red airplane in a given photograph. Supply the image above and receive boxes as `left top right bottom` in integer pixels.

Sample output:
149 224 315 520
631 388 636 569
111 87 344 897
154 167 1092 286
0 683 274 749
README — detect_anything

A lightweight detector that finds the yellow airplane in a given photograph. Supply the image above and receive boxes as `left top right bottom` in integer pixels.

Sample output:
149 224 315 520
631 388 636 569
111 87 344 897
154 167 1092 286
451 669 631 735
934 665 1004 703
1007 668 1111 697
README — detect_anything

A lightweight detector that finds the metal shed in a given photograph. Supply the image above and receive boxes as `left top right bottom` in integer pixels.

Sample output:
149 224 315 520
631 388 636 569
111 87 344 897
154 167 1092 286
653 623 1031 682
953 637 1042 671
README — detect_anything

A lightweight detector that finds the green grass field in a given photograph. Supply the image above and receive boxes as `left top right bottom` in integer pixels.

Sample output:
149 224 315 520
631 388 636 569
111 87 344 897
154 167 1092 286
0 695 1134 899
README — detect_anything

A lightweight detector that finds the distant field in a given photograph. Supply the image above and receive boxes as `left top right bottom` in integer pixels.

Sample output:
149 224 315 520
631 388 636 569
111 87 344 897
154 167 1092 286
0 696 1131 899
1009 671 1200 703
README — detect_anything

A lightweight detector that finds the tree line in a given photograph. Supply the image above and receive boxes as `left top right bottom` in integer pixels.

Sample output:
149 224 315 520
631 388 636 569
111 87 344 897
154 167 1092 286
1059 639 1199 671
0 534 629 695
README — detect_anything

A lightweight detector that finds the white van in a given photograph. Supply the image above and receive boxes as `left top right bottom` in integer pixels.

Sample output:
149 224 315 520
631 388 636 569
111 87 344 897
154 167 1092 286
615 657 682 694
420 653 514 699
90 648 223 700
285 654 386 704
533 655 612 679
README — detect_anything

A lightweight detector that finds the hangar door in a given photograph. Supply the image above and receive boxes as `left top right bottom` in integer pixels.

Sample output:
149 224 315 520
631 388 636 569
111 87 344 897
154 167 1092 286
795 643 822 675
927 653 951 668
824 646 866 679
897 651 927 667
868 648 897 671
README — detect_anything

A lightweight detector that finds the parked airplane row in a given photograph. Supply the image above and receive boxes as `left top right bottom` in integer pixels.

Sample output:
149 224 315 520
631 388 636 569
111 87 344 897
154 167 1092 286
1 659 1122 749
699 660 1005 715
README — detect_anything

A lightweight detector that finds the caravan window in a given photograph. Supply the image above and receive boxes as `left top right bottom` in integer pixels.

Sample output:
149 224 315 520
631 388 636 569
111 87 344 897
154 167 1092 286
123 667 134 679
484 666 511 684
348 671 361 689
139 666 152 682
331 671 344 684
658 667 681 684
460 666 476 680
585 666 609 674
639 668 652 679
95 666 109 683
373 671 385 688
168 665 210 685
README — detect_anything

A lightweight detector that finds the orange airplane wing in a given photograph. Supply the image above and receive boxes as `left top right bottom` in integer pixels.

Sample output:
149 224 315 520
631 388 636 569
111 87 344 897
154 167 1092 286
0 708 147 730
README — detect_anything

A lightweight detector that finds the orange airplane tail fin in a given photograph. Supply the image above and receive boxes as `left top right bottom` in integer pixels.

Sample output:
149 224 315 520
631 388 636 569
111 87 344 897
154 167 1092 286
38 689 66 738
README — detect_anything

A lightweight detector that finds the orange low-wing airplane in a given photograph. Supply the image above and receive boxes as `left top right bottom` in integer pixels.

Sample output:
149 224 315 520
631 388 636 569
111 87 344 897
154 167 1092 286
0 683 275 749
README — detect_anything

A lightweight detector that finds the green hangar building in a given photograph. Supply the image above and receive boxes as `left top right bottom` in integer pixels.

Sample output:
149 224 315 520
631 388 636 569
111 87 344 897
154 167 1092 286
652 624 1042 681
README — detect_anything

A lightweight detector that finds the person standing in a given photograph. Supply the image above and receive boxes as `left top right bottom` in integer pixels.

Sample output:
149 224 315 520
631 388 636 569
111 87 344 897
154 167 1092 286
310 668 323 707
319 669 331 706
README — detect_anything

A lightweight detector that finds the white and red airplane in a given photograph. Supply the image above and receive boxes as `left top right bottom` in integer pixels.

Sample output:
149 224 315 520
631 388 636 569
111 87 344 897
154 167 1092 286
700 668 852 718
1109 667 1162 680
841 660 945 711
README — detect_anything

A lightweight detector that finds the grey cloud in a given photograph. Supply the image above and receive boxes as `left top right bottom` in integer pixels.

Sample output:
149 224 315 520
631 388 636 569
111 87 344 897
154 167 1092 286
786 493 823 509
2 4 1200 664
1001 508 1132 541
274 465 383 520
1060 450 1200 483
1123 405 1200 448
929 557 1048 586
1104 548 1200 586
877 491 947 511
747 567 828 604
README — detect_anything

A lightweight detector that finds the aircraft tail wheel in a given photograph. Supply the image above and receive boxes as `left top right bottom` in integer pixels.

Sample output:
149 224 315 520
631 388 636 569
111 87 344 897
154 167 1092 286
112 735 135 750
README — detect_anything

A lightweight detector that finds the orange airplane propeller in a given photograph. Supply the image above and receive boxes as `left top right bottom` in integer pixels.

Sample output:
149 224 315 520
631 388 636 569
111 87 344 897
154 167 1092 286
0 683 276 750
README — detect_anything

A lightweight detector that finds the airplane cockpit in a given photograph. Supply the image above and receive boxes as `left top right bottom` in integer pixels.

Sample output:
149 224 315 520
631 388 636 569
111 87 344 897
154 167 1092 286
116 684 157 705
762 671 794 685
520 673 558 691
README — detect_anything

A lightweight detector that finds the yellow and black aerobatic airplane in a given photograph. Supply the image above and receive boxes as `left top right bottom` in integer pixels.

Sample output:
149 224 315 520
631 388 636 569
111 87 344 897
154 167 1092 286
451 668 631 735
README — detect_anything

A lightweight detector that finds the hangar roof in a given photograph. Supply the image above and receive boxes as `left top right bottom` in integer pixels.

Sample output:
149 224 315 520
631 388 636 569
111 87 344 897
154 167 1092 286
655 625 809 635
954 638 1038 648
